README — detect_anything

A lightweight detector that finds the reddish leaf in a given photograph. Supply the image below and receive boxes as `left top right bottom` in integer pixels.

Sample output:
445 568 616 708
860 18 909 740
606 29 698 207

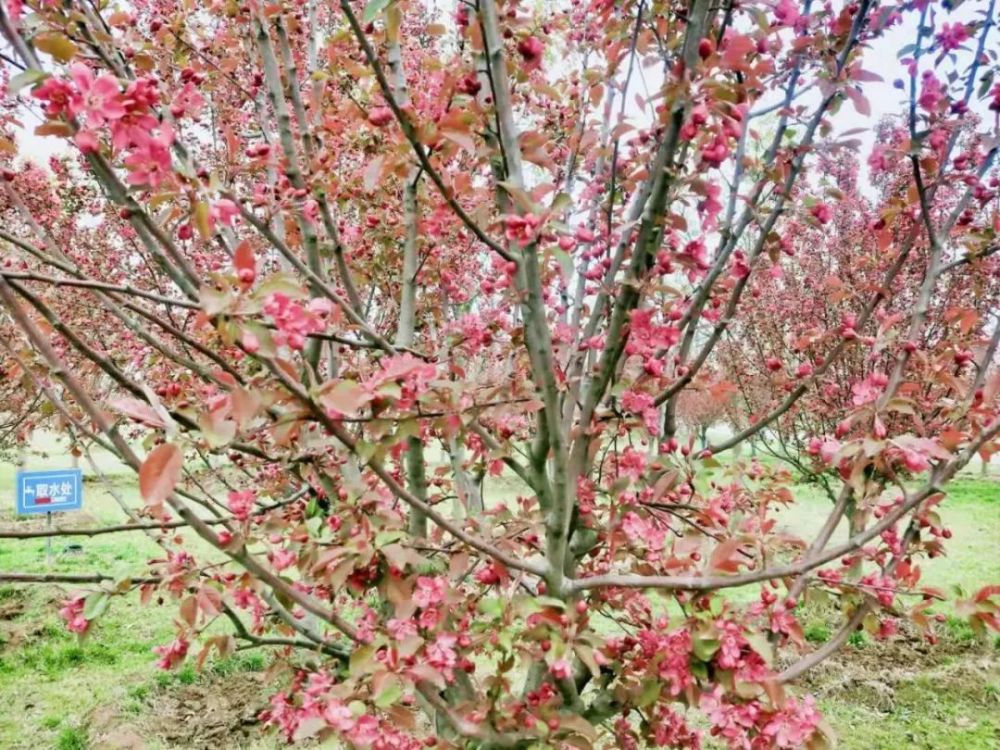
139 443 183 506
721 34 756 72
110 397 165 428
231 387 261 428
233 239 255 275
179 595 198 627
975 585 1000 603
845 86 871 116
317 379 371 415
708 538 745 574
196 585 222 617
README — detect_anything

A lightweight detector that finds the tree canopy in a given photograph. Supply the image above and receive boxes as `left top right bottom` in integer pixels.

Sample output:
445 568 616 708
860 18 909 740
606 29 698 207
1 0 998 747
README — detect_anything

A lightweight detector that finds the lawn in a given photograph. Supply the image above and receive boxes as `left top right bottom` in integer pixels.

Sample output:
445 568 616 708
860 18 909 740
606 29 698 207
0 436 996 748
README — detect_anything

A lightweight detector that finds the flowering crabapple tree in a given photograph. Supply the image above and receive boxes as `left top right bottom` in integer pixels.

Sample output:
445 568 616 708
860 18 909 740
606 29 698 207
718 137 1000 503
672 380 736 451
1 0 999 748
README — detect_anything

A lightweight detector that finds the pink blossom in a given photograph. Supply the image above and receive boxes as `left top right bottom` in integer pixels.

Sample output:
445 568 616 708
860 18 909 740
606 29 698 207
426 632 458 680
550 659 571 680
621 389 654 415
111 78 160 150
170 81 205 119
227 489 257 520
773 0 800 26
74 128 100 153
387 617 419 640
918 71 945 113
58 594 90 634
819 438 841 465
936 22 970 52
271 547 297 571
760 696 822 748
69 63 125 125
649 628 693 696
123 123 175 188
364 354 438 409
700 687 759 749
516 36 544 66
700 133 729 168
877 618 899 639
368 106 393 127
241 330 260 354
861 573 897 607
652 706 701 748
810 203 833 225
413 575 447 609
6 0 24 24
348 715 381 745
868 144 889 173
902 449 930 473
617 447 647 481
323 699 356 732
621 511 666 552
417 606 441 630
851 372 888 405
263 293 329 350
503 213 541 243
32 77 76 118
211 198 239 228
626 309 681 358
153 637 190 670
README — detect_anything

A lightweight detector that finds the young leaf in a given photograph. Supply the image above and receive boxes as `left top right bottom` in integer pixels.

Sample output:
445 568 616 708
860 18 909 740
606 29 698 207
8 69 48 93
363 0 394 24
34 33 79 63
233 239 255 275
82 592 111 621
139 443 183 506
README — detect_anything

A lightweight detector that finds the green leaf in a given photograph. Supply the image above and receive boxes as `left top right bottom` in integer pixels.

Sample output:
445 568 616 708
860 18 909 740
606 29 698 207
349 644 377 677
978 69 995 100
548 192 573 216
9 69 48 93
692 636 720 661
83 592 111 621
305 497 320 518
637 679 661 707
497 182 540 214
253 272 307 300
363 0 394 23
478 597 503 618
199 285 231 317
551 247 574 283
373 675 404 708
375 530 405 548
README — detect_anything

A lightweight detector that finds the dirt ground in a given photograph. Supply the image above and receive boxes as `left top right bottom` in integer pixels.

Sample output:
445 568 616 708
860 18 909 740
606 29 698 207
74 628 997 749
87 672 272 750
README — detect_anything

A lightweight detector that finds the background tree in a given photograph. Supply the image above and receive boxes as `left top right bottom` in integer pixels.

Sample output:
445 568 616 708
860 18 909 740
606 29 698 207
0 0 999 748
719 133 1000 502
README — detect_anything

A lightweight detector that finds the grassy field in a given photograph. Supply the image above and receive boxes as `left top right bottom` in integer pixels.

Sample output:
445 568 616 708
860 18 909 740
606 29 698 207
0 440 997 749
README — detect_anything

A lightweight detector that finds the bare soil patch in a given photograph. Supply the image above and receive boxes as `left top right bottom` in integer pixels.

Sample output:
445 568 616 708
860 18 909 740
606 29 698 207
89 672 274 750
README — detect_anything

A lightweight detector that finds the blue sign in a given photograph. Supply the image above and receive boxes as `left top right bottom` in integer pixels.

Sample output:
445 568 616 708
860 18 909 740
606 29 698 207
16 469 83 515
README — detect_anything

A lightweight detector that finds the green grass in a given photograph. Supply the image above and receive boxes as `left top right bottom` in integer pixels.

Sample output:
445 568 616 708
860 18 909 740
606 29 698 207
0 433 996 748
822 670 1000 750
54 727 87 750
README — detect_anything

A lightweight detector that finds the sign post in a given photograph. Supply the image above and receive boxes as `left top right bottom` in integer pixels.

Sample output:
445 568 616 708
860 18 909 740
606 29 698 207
15 469 83 566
